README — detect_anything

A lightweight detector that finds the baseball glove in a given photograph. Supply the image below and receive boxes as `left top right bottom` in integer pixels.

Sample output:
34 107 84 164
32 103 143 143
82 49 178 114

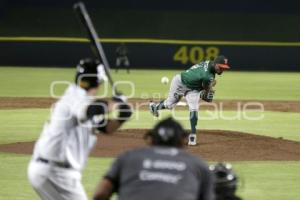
200 90 215 102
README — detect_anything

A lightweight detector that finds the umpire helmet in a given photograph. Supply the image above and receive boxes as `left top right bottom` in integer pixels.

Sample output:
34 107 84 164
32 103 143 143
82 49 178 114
75 58 104 90
145 117 188 147
210 163 238 199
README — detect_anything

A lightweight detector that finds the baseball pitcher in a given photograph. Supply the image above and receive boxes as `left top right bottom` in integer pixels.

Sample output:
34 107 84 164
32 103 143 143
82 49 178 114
27 58 132 200
149 55 230 146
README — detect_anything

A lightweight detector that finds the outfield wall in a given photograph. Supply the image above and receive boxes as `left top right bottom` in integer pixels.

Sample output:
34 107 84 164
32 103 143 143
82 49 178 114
1 3 300 70
1 37 300 70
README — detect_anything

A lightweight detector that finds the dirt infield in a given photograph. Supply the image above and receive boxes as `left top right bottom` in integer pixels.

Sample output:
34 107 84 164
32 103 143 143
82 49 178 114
1 97 299 161
1 97 300 112
1 129 300 161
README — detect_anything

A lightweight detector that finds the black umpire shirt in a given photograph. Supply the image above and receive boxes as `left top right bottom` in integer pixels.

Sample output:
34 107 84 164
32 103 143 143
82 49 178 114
105 146 214 200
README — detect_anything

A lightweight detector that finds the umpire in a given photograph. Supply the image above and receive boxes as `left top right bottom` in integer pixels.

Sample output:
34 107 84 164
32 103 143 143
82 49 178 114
93 117 214 200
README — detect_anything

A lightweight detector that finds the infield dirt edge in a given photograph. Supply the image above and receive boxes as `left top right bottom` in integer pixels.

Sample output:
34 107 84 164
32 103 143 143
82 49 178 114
1 129 300 161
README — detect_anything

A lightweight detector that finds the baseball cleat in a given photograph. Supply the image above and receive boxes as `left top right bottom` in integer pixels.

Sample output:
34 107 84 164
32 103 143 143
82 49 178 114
149 102 159 117
188 134 197 146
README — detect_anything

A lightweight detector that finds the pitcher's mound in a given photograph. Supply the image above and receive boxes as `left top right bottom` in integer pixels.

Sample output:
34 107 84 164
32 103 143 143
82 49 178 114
1 129 300 161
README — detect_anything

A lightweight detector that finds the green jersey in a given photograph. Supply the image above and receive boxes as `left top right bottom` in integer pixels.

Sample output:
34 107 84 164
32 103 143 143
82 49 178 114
181 61 215 91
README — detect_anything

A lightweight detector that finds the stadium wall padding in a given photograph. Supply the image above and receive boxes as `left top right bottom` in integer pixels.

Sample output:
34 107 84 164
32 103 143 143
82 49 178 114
1 4 300 70
1 38 299 70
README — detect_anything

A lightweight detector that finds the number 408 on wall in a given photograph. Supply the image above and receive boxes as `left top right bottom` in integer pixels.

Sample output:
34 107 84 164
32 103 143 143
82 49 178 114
173 46 220 64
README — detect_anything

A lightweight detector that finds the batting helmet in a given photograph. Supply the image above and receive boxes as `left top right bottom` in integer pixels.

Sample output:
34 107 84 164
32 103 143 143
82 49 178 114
145 117 188 147
75 58 104 90
210 163 238 199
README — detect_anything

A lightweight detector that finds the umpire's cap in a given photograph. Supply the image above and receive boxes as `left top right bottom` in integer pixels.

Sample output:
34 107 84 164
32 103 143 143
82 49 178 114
209 163 238 198
145 117 188 147
75 58 104 90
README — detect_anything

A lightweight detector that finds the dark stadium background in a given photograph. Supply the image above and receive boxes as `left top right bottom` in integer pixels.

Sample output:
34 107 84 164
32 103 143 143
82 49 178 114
1 0 299 70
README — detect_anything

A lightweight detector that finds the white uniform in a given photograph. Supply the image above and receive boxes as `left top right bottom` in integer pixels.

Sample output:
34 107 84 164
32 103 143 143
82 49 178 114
164 74 200 112
28 84 98 200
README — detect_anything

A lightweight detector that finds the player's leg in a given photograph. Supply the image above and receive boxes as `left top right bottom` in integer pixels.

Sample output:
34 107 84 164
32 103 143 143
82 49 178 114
28 161 60 200
115 57 120 73
50 178 87 200
124 56 130 73
28 161 88 200
185 90 200 146
33 178 87 200
31 179 65 200
149 74 183 117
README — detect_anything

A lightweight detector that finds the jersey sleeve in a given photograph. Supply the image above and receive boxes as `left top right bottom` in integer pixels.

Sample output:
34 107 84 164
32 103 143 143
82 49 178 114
104 154 126 192
202 76 214 90
70 100 90 122
198 163 215 200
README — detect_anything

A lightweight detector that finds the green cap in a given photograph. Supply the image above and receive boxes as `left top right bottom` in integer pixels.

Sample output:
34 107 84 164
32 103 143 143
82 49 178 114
214 55 230 69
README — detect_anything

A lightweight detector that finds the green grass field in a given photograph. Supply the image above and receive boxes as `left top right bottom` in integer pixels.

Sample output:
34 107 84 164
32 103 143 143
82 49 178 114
0 67 300 100
0 67 300 200
1 109 300 144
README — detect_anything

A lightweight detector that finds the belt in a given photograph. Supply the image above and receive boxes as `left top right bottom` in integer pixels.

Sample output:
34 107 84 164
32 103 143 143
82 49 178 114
37 157 71 169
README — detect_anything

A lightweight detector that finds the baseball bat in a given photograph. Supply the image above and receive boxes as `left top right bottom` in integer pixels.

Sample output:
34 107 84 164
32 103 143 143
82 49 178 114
73 2 118 94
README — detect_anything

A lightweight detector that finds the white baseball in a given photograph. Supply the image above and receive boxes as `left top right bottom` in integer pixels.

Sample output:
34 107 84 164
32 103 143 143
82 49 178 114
161 76 169 84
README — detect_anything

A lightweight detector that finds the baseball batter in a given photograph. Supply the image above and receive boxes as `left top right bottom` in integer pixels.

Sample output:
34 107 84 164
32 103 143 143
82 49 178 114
149 55 230 145
93 117 214 200
27 58 132 200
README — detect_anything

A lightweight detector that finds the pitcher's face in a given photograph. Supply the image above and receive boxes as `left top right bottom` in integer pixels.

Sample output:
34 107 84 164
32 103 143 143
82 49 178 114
215 64 224 75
